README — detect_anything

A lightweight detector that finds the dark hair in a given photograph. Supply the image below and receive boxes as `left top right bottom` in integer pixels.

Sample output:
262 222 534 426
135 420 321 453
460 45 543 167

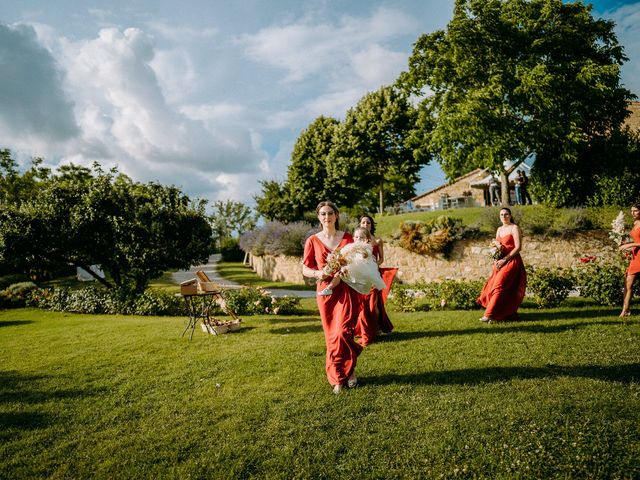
500 207 517 225
358 214 376 235
632 203 640 210
316 200 340 230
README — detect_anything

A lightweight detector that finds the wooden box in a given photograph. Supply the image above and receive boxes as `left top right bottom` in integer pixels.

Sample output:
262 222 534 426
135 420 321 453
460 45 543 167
180 278 198 295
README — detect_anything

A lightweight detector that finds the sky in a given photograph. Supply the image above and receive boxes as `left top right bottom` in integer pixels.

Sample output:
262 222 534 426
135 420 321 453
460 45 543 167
1 0 639 209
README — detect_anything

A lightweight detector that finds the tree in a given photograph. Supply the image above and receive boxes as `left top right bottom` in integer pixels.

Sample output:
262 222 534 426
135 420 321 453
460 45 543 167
254 179 297 223
0 149 50 206
209 200 257 247
399 0 635 206
0 164 212 293
328 86 421 213
285 116 341 218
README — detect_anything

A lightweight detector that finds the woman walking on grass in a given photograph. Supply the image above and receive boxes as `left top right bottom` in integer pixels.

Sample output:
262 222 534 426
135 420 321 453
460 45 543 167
302 201 361 394
619 203 640 317
477 208 527 323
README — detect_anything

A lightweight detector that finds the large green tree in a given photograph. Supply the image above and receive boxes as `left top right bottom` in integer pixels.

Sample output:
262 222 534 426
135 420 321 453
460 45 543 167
0 163 212 293
328 85 421 213
209 199 257 247
399 0 634 205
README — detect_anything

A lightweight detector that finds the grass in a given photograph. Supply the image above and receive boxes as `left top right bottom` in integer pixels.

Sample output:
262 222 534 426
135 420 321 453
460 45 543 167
1 300 639 478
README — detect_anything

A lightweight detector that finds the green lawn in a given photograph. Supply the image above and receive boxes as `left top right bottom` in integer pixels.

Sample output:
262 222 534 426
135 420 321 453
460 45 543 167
1 301 639 479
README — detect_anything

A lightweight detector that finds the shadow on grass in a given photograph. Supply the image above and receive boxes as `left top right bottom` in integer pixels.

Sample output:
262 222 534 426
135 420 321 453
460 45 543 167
365 363 640 387
377 320 626 342
0 371 105 436
0 320 35 328
519 308 621 321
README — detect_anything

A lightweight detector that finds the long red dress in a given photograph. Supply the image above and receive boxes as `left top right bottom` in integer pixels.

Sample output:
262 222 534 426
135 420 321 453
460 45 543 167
477 233 527 321
303 233 362 386
626 226 640 275
355 245 396 346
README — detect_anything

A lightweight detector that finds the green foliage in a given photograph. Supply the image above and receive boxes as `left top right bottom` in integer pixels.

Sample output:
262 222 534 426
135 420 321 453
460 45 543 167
399 0 634 203
391 279 484 312
576 257 626 306
394 216 466 256
253 179 298 222
527 267 575 308
223 287 301 315
208 200 257 249
0 281 38 308
26 286 184 316
219 237 244 262
0 274 31 290
0 163 212 294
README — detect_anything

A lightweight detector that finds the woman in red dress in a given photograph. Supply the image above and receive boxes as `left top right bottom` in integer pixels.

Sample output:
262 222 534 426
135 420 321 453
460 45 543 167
302 201 362 394
477 207 527 322
619 203 640 317
355 215 396 346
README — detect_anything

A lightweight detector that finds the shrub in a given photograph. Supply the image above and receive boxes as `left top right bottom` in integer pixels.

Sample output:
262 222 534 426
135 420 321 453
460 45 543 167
0 274 31 290
549 208 593 237
240 221 313 257
223 287 301 315
395 216 465 257
527 267 575 308
390 279 484 312
389 285 420 312
220 237 245 262
575 257 626 306
0 282 39 308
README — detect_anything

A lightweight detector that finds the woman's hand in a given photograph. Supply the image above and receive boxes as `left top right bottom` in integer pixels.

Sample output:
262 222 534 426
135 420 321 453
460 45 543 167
495 258 507 270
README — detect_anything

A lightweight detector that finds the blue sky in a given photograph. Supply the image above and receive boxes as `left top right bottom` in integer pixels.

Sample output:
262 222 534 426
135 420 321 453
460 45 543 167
1 1 639 207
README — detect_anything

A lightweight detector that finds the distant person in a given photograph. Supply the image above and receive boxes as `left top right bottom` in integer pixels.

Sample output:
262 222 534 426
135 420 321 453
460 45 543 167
520 170 532 205
619 203 640 317
488 175 500 205
477 208 527 322
515 170 525 205
355 215 396 346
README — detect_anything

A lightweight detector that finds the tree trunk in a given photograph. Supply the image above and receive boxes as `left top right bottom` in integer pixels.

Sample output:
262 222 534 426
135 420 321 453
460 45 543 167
378 180 384 214
499 171 510 207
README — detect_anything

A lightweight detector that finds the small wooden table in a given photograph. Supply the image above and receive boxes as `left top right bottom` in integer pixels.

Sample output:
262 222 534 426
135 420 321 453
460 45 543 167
179 291 239 340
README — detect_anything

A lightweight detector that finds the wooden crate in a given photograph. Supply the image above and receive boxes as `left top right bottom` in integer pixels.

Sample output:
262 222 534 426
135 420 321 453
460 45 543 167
180 278 198 295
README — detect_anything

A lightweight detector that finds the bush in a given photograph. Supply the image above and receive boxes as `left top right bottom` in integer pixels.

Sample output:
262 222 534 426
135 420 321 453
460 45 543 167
395 216 466 257
26 286 184 316
575 257 626 306
390 279 484 312
0 274 31 290
527 267 575 308
239 221 313 257
0 282 39 308
223 287 301 315
220 237 244 262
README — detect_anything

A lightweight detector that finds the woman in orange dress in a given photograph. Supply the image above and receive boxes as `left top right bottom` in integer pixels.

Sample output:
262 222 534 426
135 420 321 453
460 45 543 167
355 215 396 346
477 207 527 322
302 201 362 394
619 203 640 317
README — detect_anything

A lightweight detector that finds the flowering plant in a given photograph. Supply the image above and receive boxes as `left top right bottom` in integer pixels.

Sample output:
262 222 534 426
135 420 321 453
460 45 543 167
488 239 504 260
609 211 631 246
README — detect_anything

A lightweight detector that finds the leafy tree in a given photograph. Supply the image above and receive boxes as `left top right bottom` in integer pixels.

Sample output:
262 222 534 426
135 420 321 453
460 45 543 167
328 86 421 213
399 0 635 206
0 164 212 293
0 149 50 206
254 179 297 222
209 199 258 247
286 116 340 217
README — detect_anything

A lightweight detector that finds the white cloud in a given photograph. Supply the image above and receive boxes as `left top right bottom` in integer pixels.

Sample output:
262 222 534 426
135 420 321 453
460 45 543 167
146 20 218 43
0 24 78 149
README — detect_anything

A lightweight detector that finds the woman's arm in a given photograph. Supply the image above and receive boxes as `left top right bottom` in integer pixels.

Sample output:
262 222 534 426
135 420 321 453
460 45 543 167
302 264 326 280
619 242 640 251
496 226 522 269
376 238 384 265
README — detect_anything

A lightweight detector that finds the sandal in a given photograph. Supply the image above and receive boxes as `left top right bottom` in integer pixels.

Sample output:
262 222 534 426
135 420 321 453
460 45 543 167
347 374 357 389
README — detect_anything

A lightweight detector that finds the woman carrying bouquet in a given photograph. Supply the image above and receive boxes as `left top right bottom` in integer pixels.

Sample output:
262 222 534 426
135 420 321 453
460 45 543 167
302 201 361 394
355 215 396 346
477 208 527 322
619 203 640 317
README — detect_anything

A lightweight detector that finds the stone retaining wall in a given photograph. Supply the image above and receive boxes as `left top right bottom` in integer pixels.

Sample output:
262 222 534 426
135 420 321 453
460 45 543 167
249 231 616 284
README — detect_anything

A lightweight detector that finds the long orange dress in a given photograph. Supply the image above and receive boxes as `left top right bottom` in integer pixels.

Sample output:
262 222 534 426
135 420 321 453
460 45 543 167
303 233 362 386
626 226 640 275
355 245 396 346
477 233 527 321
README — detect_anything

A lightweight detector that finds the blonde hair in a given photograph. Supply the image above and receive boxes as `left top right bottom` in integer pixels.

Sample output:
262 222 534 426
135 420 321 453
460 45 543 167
353 227 372 241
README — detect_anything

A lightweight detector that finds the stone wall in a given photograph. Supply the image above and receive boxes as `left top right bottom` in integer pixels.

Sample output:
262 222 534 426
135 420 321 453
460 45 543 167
249 231 616 284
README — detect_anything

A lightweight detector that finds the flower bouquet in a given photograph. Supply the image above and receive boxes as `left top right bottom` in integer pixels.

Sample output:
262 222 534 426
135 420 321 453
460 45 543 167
609 211 631 246
323 248 348 277
488 239 504 260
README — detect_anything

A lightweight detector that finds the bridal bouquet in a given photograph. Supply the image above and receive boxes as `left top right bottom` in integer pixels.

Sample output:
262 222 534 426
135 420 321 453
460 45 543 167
609 211 631 245
323 248 348 276
488 239 504 260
